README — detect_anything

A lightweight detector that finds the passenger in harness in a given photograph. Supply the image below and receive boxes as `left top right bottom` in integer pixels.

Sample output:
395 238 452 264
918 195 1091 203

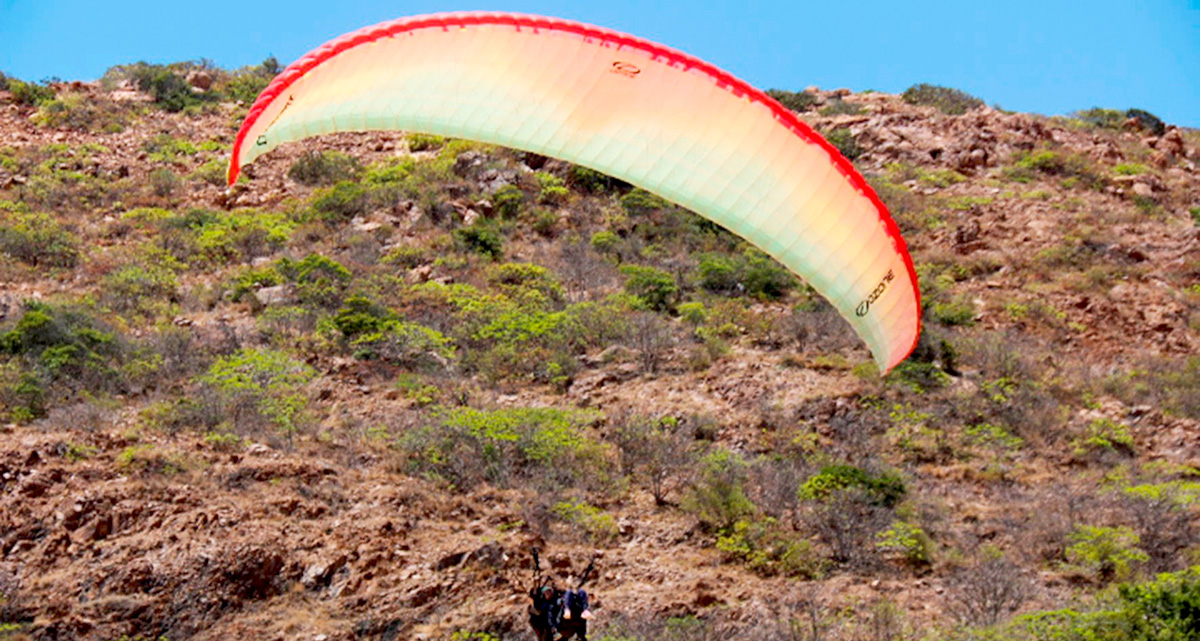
526 549 597 641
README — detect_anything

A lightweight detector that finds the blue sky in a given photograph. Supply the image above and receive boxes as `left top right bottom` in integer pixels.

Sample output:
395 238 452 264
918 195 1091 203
1 1 1197 126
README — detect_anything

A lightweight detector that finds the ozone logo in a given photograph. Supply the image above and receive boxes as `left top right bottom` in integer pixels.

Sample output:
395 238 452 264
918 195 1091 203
610 61 641 77
856 269 895 317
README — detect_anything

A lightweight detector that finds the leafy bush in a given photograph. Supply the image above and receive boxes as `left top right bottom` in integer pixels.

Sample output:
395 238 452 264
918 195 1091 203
32 92 130 132
589 230 621 258
876 520 934 567
407 133 445 152
220 56 279 104
102 258 179 316
694 249 796 300
568 165 625 193
453 222 504 260
0 301 126 419
8 78 56 107
161 207 295 263
1074 107 1126 130
553 499 618 542
1126 108 1166 136
288 150 360 186
196 348 315 443
819 98 864 117
902 83 984 115
121 62 215 112
683 449 755 532
143 134 198 163
823 128 862 160
492 184 524 218
281 253 352 309
1066 525 1149 582
1072 417 1136 458
535 171 569 205
620 265 678 312
766 89 818 112
487 262 564 302
348 320 455 371
991 566 1200 640
798 464 906 508
620 188 669 217
310 180 370 220
400 406 608 491
0 210 79 267
717 517 825 578
1006 148 1103 188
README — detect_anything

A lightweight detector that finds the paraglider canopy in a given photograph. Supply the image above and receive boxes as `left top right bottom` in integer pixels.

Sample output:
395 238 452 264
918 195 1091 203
229 12 921 371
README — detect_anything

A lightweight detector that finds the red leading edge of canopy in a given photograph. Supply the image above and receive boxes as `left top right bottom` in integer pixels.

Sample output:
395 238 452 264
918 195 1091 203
227 11 922 369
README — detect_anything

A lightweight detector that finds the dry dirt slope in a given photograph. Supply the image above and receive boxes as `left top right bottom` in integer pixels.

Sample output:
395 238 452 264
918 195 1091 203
0 79 1197 641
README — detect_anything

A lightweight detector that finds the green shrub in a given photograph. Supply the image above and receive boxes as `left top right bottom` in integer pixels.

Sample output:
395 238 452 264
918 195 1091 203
349 320 455 370
197 348 315 442
876 520 934 567
930 297 976 326
287 150 360 186
32 92 129 132
220 56 278 104
1007 148 1103 188
696 253 739 294
0 210 79 267
901 83 984 115
1066 525 1149 582
119 62 215 112
487 262 564 302
798 464 906 508
311 180 370 220
695 250 795 300
281 253 352 309
553 499 619 542
683 449 755 531
143 134 198 163
996 566 1200 640
766 89 818 112
620 188 669 217
1126 108 1166 136
535 172 569 205
589 230 621 257
568 165 625 193
492 184 524 218
620 265 678 312
1074 107 1126 130
0 301 126 419
823 128 862 160
407 133 445 152
102 260 178 316
1072 417 1136 457
717 517 826 578
400 406 608 490
1113 163 1149 176
166 208 294 263
819 98 864 117
454 222 504 260
8 78 56 107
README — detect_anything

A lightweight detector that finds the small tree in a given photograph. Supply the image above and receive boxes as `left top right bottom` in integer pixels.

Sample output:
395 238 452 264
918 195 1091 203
684 448 755 531
948 547 1030 626
612 414 695 505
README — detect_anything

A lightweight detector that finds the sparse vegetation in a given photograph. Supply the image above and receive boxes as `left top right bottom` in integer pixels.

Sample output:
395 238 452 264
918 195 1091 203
902 83 984 115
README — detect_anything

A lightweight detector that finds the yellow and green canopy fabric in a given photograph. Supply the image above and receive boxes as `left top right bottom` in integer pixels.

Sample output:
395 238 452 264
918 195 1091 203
230 12 921 372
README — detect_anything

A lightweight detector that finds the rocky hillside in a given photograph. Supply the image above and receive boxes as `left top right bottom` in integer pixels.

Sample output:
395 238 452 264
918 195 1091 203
0 69 1197 641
